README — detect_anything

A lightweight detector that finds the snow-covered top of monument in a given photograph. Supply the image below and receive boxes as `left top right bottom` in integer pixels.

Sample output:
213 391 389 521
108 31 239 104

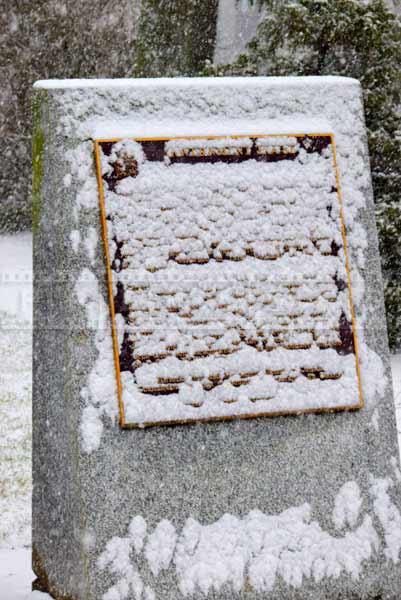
33 76 359 139
33 75 360 90
91 118 333 140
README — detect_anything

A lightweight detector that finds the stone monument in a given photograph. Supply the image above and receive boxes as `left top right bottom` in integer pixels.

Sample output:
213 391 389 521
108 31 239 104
33 77 401 599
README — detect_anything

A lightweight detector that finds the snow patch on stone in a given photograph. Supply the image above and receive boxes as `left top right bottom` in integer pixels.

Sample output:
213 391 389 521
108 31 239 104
98 480 394 598
370 476 401 563
332 481 362 529
391 457 401 485
70 230 80 254
74 268 118 453
145 520 177 577
371 408 380 432
84 227 98 266
63 173 72 188
80 405 104 455
359 341 387 409
129 516 147 554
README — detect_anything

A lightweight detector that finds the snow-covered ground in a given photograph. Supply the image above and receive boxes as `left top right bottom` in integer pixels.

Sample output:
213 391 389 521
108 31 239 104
0 232 37 599
0 232 400 599
0 233 32 549
0 548 47 599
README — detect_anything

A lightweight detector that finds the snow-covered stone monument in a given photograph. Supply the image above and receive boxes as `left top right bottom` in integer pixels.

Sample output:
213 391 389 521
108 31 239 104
33 77 401 599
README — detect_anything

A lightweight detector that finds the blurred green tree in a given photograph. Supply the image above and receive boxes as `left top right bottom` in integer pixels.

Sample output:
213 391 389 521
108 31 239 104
210 0 401 350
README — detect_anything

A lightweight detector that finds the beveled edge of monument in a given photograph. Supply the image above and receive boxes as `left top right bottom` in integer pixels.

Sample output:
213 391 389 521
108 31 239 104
33 75 361 90
91 118 334 142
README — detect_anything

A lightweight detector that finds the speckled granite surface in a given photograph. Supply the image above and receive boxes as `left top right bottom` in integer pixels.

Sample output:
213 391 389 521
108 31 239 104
33 77 401 599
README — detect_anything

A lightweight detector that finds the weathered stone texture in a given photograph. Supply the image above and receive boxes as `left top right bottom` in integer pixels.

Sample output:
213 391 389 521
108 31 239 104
33 78 401 599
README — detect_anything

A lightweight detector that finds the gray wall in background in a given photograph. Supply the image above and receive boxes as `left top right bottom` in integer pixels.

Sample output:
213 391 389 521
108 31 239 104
0 0 219 232
214 0 261 64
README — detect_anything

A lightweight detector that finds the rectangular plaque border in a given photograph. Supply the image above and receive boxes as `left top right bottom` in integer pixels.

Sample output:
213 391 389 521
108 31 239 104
93 133 364 429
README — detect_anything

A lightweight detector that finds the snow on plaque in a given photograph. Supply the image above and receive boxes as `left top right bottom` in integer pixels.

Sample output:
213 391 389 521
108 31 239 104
94 134 363 428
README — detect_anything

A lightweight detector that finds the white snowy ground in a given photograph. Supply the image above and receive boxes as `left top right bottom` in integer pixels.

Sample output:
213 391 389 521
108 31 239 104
0 232 400 599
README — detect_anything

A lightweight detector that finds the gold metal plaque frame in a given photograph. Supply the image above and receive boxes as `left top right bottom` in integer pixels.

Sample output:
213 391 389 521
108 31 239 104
94 133 363 429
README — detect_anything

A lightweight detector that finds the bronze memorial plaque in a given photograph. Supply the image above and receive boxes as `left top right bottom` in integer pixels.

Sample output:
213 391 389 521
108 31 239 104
94 134 363 428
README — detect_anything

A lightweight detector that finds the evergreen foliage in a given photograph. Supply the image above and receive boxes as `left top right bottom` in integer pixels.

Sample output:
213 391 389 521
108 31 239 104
133 0 218 77
211 0 401 350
